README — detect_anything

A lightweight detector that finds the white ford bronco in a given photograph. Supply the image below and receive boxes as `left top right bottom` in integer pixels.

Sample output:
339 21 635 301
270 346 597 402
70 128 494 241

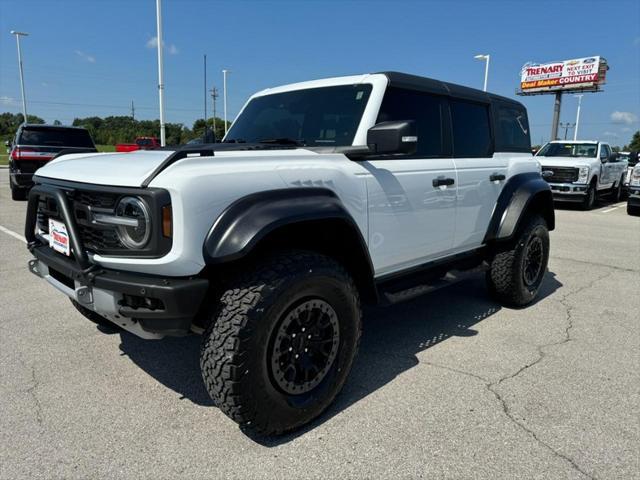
25 72 554 435
535 140 628 210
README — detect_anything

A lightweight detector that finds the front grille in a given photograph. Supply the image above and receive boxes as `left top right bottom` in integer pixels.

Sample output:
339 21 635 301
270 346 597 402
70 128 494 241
36 189 125 253
542 166 579 183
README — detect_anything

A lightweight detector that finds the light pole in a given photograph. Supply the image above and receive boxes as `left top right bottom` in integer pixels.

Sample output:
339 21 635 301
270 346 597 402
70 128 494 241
155 0 166 146
10 30 29 123
222 69 229 134
573 95 583 141
474 54 490 92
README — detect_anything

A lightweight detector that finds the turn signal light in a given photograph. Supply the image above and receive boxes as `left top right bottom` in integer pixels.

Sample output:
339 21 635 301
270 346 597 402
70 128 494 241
162 205 172 238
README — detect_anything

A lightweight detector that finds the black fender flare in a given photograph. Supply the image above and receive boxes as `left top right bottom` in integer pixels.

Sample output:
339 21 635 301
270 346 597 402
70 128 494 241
202 187 373 266
484 172 555 243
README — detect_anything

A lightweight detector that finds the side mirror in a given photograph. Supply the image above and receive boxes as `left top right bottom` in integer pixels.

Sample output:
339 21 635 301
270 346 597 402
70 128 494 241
367 120 417 155
609 153 618 162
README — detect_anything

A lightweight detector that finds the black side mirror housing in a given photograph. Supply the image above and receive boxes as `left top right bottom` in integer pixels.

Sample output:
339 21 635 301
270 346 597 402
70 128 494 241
367 120 417 155
609 152 618 162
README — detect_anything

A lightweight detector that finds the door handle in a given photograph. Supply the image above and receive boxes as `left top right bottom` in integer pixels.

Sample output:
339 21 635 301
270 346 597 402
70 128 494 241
489 173 506 182
432 176 455 187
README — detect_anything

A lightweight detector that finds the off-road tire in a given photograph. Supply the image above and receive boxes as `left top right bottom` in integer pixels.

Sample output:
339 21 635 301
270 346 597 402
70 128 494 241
200 251 361 436
70 299 120 329
486 215 549 307
581 182 596 210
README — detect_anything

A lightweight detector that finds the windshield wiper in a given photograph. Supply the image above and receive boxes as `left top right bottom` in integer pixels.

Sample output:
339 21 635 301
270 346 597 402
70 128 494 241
258 137 305 146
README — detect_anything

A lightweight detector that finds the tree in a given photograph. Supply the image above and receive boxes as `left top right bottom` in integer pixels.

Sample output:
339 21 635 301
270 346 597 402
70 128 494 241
53 120 62 126
628 131 640 152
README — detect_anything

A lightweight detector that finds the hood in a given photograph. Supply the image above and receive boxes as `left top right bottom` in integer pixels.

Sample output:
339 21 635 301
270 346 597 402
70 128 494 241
35 150 174 187
535 156 593 168
34 147 317 187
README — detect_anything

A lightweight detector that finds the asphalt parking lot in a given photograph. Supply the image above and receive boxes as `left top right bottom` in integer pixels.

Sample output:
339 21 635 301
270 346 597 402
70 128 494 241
0 168 638 479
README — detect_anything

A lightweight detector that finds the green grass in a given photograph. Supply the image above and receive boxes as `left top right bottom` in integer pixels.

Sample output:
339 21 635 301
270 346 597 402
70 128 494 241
0 144 115 166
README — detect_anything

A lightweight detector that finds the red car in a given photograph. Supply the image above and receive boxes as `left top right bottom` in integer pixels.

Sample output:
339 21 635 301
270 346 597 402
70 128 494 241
115 137 161 152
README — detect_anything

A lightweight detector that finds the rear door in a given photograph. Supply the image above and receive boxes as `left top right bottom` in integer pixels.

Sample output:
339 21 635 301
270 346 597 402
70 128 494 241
450 99 507 250
363 87 457 276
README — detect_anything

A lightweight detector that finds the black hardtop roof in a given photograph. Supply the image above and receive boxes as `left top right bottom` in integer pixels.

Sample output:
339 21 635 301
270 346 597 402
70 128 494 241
378 71 525 108
20 123 88 130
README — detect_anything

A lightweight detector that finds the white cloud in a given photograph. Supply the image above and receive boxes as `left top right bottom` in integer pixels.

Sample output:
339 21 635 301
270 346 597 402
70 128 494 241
0 96 17 106
146 36 178 54
75 50 96 63
610 111 638 125
602 131 619 138
622 127 632 133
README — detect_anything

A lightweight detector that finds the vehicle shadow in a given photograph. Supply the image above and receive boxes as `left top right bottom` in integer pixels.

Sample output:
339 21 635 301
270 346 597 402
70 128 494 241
116 271 562 443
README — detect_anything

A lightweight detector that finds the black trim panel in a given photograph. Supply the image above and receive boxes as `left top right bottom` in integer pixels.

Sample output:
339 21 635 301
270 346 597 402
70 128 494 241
202 188 373 267
483 172 555 243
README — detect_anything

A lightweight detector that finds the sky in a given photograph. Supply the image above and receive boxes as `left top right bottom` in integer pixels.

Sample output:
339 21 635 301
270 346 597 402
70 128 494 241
0 0 639 146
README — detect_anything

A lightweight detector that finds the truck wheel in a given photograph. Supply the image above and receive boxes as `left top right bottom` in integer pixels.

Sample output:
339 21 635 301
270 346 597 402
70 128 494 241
10 180 27 201
486 215 549 307
581 182 596 210
70 299 120 330
200 251 361 436
611 176 624 202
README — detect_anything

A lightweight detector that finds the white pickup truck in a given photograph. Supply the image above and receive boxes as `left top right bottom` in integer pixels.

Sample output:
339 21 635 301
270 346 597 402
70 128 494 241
536 140 628 210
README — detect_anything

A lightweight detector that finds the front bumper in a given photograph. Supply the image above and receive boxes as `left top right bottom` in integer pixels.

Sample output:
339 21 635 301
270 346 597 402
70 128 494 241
28 246 208 338
25 183 209 338
547 182 589 203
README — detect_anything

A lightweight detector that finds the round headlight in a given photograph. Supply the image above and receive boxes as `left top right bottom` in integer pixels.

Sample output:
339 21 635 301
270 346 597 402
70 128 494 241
115 196 151 249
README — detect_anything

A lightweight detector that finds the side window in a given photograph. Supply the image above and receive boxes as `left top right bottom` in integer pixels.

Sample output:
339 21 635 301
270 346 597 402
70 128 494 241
496 105 530 151
450 100 492 157
376 87 444 157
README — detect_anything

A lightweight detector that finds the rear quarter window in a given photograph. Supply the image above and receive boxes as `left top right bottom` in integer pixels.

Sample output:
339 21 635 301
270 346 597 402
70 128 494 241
18 127 95 148
495 104 531 152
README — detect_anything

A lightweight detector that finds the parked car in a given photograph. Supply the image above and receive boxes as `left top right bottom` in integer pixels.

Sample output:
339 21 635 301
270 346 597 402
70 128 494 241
115 136 161 152
627 163 640 216
8 124 97 200
536 140 628 210
24 71 553 435
618 151 638 195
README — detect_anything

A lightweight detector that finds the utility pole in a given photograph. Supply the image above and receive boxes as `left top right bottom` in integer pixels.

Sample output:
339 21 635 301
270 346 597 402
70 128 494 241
155 0 166 146
130 100 135 120
210 86 218 141
10 31 29 123
474 54 490 92
203 54 207 123
222 69 229 134
559 122 575 140
573 94 583 141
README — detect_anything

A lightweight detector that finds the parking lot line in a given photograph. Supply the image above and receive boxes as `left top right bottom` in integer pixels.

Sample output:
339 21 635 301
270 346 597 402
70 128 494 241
601 203 625 213
0 224 27 244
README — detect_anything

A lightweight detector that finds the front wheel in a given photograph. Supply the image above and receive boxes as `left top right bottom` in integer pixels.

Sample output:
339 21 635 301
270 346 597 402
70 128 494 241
486 215 550 307
628 204 640 216
200 251 361 436
581 182 596 210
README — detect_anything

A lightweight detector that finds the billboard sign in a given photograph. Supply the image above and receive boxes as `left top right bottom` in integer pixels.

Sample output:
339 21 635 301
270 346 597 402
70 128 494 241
519 56 607 95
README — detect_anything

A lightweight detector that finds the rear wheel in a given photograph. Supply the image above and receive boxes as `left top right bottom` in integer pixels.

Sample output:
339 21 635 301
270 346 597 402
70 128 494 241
611 176 624 202
200 251 361 436
486 215 550 307
10 178 27 201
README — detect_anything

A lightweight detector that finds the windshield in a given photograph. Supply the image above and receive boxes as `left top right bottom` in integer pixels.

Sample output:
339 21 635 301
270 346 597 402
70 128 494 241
18 127 95 148
224 84 373 147
536 142 597 158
